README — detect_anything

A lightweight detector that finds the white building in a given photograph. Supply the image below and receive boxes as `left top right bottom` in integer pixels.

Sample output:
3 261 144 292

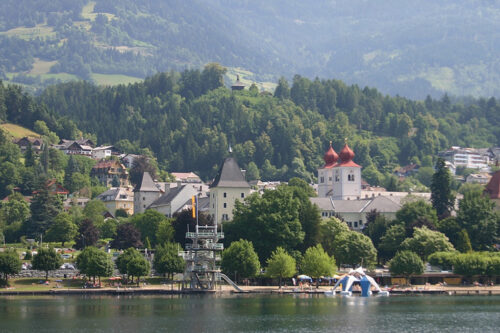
148 184 202 218
317 141 361 200
313 141 432 230
208 157 251 223
438 147 491 173
92 146 113 160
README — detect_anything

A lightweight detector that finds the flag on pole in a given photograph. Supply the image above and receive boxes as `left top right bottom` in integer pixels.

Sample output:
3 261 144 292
191 195 196 218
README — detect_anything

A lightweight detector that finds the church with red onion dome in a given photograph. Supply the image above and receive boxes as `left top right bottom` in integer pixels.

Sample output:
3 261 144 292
317 139 361 199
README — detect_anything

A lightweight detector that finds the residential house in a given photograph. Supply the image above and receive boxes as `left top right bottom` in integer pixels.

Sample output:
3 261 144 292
92 146 117 160
96 187 134 216
465 173 492 184
148 185 203 217
14 137 43 153
438 146 492 173
395 164 420 178
90 160 129 187
171 172 202 183
120 153 142 169
63 197 90 211
55 140 94 156
45 179 70 199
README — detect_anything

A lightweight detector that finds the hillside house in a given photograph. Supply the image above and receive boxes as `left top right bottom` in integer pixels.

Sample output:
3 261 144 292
90 160 129 187
96 187 134 216
14 137 43 153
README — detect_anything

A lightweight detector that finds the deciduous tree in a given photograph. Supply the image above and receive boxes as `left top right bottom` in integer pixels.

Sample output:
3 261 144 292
76 246 113 284
221 239 260 282
0 250 21 286
154 242 185 280
389 251 424 283
32 247 63 280
266 247 296 289
301 244 336 288
401 226 455 260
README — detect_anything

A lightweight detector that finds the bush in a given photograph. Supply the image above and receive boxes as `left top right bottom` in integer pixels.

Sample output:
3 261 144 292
427 251 457 271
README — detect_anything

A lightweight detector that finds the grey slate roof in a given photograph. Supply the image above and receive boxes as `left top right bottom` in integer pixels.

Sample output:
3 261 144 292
148 185 184 208
210 157 250 188
133 172 160 192
310 195 401 213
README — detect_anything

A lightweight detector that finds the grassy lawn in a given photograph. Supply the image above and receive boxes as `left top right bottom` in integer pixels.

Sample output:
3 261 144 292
4 278 84 291
0 123 40 139
0 24 56 40
91 73 143 86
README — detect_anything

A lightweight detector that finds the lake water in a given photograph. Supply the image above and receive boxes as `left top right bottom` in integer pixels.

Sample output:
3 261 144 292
0 294 499 332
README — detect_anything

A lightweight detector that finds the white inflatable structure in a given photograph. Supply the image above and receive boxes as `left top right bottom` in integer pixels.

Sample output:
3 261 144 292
328 267 389 297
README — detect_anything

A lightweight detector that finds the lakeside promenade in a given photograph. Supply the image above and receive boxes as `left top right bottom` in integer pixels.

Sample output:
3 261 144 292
2 283 500 296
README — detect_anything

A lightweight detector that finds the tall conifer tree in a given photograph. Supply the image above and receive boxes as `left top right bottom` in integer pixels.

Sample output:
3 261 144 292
431 158 455 219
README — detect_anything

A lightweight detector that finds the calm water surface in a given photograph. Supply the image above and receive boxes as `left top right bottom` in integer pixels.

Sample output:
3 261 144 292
0 294 499 332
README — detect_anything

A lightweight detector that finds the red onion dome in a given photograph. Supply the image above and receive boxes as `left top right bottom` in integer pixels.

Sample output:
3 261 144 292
339 142 355 163
323 141 338 168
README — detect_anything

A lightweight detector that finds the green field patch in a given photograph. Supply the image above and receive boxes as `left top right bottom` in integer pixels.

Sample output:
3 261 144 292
81 1 116 21
0 24 55 40
92 73 143 86
29 59 57 75
40 73 80 81
0 123 40 139
227 67 277 93
419 66 457 92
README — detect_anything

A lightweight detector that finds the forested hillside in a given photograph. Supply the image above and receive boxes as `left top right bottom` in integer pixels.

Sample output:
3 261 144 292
1 0 500 98
33 66 500 188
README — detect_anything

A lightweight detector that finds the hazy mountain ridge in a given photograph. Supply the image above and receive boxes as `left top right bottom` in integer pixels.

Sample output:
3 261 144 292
1 0 499 98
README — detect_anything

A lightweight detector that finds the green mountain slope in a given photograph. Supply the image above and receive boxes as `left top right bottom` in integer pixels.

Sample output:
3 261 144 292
1 1 500 98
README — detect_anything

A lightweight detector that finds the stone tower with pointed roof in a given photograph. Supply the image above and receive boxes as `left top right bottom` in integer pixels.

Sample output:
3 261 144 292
133 172 162 214
209 157 251 223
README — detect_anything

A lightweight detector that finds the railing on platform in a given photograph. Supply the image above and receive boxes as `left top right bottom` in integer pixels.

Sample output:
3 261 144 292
185 231 224 239
185 243 224 250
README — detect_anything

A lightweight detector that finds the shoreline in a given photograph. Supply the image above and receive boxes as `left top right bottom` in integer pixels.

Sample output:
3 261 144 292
2 285 500 296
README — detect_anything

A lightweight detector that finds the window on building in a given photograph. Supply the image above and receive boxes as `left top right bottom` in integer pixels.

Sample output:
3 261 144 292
348 222 352 228
143 197 145 201
354 221 358 228
223 203 227 208
320 177 324 183
241 193 244 198
223 192 227 198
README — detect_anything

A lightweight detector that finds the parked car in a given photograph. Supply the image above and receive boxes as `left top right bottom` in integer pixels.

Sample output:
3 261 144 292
61 254 72 259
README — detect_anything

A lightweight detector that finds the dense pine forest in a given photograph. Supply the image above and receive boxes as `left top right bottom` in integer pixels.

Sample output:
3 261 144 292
1 64 499 188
